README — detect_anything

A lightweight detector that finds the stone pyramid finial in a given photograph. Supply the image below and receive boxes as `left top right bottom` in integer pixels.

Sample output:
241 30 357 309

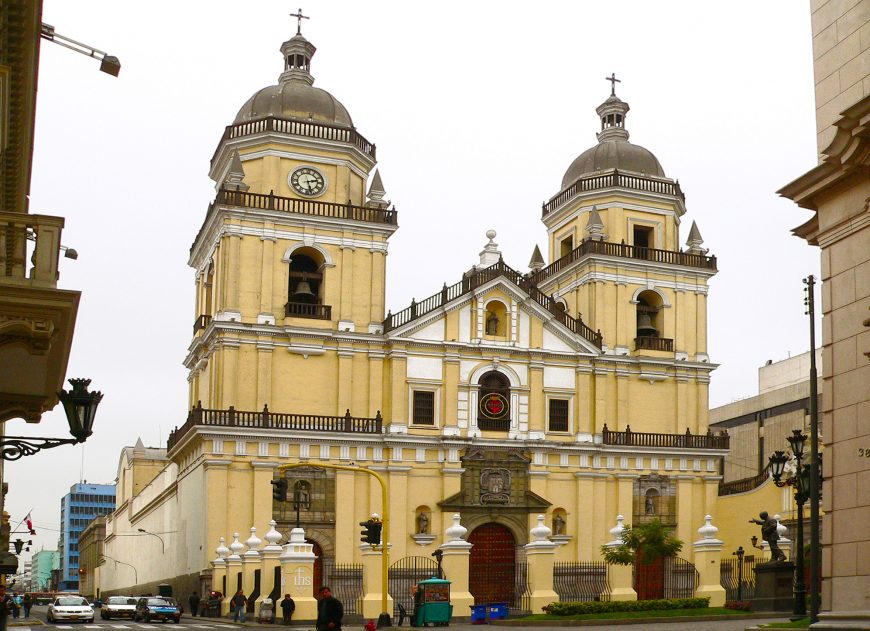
224 149 249 192
585 206 606 240
479 229 502 268
366 170 390 208
529 245 545 272
685 220 707 255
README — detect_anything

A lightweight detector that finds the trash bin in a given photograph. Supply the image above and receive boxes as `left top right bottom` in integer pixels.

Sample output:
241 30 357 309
469 604 486 624
413 577 453 626
487 603 508 620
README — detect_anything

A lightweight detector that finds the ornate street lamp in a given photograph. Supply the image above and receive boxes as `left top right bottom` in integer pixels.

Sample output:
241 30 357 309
1 378 103 460
769 429 809 620
731 546 746 601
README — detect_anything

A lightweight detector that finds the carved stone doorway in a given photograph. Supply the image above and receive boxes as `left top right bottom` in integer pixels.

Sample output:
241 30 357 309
468 523 515 605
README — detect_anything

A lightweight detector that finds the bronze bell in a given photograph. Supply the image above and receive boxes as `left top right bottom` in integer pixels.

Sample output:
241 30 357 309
291 274 317 304
637 312 658 337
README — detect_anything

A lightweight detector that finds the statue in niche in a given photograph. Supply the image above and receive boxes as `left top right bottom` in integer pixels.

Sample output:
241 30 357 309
552 513 565 535
486 311 499 335
645 495 656 514
749 511 786 562
416 511 430 534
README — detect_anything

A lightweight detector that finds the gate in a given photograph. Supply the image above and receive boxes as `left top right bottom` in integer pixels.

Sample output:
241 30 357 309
634 557 698 600
553 562 610 602
322 559 363 614
512 561 531 615
720 555 757 601
388 556 441 620
468 523 516 606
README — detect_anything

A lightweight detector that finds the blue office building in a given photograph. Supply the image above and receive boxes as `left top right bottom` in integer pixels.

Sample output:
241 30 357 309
58 482 116 591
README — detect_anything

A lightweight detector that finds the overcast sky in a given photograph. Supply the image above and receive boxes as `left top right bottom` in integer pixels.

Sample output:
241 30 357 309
9 1 820 565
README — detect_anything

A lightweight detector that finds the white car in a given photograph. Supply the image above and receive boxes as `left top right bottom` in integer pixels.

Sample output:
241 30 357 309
101 596 138 620
47 595 95 623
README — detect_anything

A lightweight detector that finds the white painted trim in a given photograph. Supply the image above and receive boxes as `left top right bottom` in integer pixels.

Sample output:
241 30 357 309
407 384 441 429
629 286 671 307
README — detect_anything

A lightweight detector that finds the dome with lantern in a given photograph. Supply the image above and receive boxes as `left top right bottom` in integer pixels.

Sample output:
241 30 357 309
233 27 353 128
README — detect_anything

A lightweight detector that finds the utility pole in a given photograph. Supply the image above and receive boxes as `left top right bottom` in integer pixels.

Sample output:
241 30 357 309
804 275 821 624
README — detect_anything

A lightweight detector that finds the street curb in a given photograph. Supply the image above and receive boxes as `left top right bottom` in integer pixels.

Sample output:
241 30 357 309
490 612 789 626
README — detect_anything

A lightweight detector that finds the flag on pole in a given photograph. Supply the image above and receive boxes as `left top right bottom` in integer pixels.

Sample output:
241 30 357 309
25 512 34 534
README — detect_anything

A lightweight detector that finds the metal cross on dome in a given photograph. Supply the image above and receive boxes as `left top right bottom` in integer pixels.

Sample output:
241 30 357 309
290 8 309 35
605 72 621 96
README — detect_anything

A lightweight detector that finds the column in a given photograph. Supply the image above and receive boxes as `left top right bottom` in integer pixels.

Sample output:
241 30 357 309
368 352 384 417
593 367 607 433
575 366 593 438
529 363 545 435
692 516 726 607
256 521 283 616
259 227 275 319
339 243 354 321
443 357 460 433
337 349 354 415
675 475 695 549
369 249 386 325
524 516 559 613
359 543 393 620
279 527 318 621
603 516 637 601
226 234 242 313
388 351 407 429
256 346 273 409
241 528 262 615
439 515 473 617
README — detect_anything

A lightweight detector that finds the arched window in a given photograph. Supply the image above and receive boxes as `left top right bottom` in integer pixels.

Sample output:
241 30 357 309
636 290 663 339
286 248 329 319
478 371 511 431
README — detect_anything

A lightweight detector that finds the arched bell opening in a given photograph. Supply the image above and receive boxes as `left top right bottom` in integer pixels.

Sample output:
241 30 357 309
635 290 663 339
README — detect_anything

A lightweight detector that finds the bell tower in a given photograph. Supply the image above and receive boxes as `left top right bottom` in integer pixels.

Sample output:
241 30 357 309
185 18 398 413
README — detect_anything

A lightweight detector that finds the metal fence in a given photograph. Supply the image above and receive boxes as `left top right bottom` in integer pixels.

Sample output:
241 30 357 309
720 556 757 601
388 556 441 620
511 561 532 615
553 562 610 602
322 560 363 615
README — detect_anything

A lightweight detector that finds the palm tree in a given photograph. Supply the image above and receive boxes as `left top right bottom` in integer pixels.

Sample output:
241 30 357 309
600 518 683 566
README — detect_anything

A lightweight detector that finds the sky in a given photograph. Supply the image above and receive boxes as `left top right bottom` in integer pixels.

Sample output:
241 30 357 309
8 1 821 565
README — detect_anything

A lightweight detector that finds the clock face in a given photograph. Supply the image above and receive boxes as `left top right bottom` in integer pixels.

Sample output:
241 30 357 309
289 166 326 197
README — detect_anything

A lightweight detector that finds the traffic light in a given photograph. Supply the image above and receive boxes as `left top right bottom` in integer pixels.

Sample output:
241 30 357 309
12 539 23 555
359 518 382 545
271 477 288 502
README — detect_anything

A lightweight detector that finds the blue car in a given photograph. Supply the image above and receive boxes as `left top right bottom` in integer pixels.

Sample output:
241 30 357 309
133 597 182 623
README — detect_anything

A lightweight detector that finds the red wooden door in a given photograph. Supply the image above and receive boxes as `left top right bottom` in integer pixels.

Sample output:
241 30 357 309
468 523 516 604
635 557 665 600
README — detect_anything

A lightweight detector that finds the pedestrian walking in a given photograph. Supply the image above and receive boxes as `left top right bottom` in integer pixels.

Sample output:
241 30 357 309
21 594 31 619
316 586 342 631
10 594 19 619
231 590 247 623
280 594 295 625
0 585 13 631
189 592 200 617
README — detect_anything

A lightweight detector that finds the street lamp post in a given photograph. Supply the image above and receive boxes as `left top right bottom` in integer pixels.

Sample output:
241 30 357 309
769 429 810 620
731 546 745 601
137 528 165 554
804 275 821 624
0 378 103 460
101 555 137 585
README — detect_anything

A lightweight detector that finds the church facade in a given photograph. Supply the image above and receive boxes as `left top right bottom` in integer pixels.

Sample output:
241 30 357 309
102 22 728 608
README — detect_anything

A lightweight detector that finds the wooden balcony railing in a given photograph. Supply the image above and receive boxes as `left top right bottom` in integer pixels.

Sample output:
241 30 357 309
718 467 770 496
216 188 397 226
212 116 376 165
542 168 684 217
530 238 717 286
285 302 332 320
383 259 603 348
0 212 65 289
601 424 730 450
635 336 674 352
193 314 212 335
167 403 383 451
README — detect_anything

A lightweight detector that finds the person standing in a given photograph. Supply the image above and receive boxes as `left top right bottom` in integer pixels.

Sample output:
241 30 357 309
188 592 200 617
0 585 13 631
316 586 342 631
230 590 247 623
10 594 19 619
280 594 295 625
21 594 31 619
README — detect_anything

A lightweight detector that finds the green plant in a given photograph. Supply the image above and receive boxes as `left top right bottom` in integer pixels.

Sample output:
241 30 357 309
542 597 710 616
600 518 683 565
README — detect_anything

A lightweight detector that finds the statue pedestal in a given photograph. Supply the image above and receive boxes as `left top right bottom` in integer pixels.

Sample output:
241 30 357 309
752 562 794 612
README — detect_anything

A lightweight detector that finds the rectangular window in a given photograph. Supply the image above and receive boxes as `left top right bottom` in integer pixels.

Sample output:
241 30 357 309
560 235 573 258
548 399 570 433
412 391 435 426
633 225 653 249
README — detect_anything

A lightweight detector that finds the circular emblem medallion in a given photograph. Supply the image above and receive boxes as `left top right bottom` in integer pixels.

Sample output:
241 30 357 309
479 392 509 419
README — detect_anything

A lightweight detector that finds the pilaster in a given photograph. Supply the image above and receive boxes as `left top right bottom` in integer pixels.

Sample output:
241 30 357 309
359 543 393 620
439 515 473 616
279 527 318 621
604 515 637 601
524 516 559 613
692 516 726 607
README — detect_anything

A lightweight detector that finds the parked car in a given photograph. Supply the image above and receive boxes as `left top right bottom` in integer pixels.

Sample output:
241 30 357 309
134 597 182 623
101 596 137 620
47 595 95 623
